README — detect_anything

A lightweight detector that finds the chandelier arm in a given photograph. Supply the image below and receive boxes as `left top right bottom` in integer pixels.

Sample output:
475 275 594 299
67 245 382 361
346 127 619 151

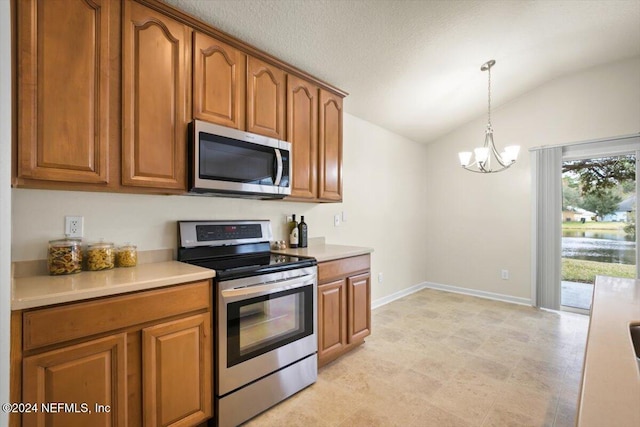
462 167 489 173
463 163 514 173
463 165 511 174
488 134 510 167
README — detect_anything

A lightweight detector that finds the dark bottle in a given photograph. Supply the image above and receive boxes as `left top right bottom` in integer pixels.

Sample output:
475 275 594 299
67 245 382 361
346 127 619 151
298 216 308 248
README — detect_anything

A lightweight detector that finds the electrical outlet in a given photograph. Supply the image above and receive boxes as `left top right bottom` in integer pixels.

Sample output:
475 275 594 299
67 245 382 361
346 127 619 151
378 272 384 283
334 214 340 227
285 215 293 224
501 269 509 280
65 216 84 238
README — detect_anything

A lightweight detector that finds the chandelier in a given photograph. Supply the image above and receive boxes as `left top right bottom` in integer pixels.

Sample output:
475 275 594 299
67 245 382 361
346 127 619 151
458 60 520 173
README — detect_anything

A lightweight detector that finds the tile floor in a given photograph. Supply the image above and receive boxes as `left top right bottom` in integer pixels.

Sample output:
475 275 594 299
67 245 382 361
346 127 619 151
244 288 589 427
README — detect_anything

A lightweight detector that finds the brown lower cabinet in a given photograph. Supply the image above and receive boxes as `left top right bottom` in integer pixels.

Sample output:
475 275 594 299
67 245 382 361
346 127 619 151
12 280 213 427
317 254 371 367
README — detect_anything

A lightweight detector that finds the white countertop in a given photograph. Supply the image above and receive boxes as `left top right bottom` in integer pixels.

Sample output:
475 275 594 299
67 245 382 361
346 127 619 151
12 243 372 310
12 261 215 310
272 243 373 262
577 275 640 427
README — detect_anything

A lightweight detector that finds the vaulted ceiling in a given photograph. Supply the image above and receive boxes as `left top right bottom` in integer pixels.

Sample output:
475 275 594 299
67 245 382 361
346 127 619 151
165 0 640 144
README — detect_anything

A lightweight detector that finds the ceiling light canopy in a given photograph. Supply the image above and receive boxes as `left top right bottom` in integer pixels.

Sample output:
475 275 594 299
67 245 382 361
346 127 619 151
458 60 520 173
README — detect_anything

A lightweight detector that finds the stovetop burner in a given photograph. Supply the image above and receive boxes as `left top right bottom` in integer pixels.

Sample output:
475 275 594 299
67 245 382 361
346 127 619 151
177 220 316 280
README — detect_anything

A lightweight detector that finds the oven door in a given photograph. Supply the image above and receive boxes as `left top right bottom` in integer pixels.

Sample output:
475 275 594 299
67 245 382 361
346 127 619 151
217 266 317 396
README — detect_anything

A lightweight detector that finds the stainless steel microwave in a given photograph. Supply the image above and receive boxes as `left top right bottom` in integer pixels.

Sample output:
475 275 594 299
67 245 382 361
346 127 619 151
189 120 291 198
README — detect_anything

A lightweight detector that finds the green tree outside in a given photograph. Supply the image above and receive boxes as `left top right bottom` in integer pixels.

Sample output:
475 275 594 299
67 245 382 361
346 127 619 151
581 189 623 219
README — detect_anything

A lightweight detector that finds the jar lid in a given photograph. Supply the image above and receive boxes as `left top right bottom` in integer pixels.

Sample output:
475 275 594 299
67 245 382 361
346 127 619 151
88 241 114 249
49 237 82 246
118 243 137 250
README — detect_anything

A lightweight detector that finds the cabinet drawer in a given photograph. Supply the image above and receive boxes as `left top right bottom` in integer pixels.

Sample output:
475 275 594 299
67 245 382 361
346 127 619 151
318 255 370 283
23 281 210 351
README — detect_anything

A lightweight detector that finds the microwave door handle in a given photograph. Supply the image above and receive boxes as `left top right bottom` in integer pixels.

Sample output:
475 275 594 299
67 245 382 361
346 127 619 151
274 149 283 186
221 274 314 301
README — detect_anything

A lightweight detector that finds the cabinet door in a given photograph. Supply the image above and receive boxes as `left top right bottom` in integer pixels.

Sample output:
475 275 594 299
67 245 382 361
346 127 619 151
142 313 212 427
17 0 113 184
318 279 347 366
22 334 127 427
122 0 191 190
318 89 343 201
247 56 286 139
193 32 246 129
347 272 371 343
287 75 318 199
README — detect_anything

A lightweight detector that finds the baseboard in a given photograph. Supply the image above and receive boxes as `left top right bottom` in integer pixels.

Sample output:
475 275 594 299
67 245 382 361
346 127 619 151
372 281 533 310
422 281 532 306
371 283 428 310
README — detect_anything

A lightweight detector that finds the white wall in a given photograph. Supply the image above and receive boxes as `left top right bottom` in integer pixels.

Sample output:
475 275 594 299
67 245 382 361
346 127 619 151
0 0 11 422
11 113 430 302
423 57 640 301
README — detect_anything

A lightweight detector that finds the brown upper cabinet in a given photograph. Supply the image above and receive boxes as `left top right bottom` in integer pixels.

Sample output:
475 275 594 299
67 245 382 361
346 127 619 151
247 56 286 140
13 0 345 200
318 89 344 202
16 0 116 186
287 75 319 199
121 0 191 191
193 32 246 130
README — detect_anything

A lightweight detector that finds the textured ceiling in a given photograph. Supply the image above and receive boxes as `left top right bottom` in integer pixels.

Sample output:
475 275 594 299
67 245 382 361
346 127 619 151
165 0 640 144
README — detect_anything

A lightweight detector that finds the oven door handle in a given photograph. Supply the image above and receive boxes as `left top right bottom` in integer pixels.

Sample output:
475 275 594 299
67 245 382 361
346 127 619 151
221 274 314 300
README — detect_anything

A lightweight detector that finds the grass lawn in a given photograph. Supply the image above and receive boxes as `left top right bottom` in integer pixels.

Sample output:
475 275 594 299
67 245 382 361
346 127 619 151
562 221 625 231
562 258 635 283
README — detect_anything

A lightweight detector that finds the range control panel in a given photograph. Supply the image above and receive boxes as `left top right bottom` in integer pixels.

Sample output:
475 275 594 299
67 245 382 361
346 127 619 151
178 220 273 248
196 224 262 241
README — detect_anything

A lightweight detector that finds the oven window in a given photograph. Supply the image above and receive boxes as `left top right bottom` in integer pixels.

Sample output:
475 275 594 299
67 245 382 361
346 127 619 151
227 285 313 367
199 133 276 184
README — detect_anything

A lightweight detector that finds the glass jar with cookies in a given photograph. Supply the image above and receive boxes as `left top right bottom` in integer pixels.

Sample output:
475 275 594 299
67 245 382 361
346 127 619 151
47 238 82 275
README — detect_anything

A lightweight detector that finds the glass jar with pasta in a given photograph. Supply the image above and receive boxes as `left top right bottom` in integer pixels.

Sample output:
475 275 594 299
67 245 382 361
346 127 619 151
48 238 82 275
116 243 137 267
86 241 115 271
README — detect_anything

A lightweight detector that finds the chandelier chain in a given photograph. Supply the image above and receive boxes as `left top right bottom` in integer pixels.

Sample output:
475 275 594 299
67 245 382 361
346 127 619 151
487 65 491 128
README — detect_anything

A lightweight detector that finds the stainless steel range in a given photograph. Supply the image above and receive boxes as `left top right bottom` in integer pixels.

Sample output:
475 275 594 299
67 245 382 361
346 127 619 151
177 220 318 427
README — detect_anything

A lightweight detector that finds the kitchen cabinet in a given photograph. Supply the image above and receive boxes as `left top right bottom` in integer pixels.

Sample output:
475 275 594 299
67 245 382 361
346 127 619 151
317 254 371 367
318 278 347 364
247 56 286 139
318 89 344 202
22 334 127 427
13 0 347 199
13 280 213 427
287 76 319 199
142 313 212 427
348 272 372 343
122 0 191 191
16 0 117 187
193 32 246 129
